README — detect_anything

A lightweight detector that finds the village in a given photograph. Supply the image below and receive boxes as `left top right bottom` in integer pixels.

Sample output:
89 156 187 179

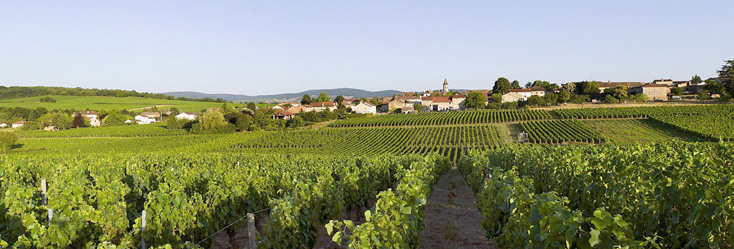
0 76 729 132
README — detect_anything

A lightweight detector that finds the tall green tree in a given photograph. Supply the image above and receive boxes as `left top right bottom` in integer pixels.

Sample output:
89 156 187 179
510 80 521 89
72 112 85 128
492 77 512 94
317 92 330 102
301 94 312 105
39 112 73 129
718 59 734 95
334 95 345 106
691 75 703 84
705 78 725 94
559 90 571 103
465 92 487 109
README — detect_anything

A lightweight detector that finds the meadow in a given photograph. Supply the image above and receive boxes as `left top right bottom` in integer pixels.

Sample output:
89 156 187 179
0 95 225 112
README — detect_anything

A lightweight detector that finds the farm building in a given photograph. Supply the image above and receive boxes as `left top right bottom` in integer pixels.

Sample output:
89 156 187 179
0 123 7 128
628 84 670 101
11 121 25 128
176 112 198 120
353 102 377 114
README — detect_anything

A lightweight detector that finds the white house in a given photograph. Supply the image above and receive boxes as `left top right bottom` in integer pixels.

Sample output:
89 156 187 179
79 111 98 119
176 112 197 120
134 115 157 125
89 117 101 127
502 89 532 102
353 102 377 114
0 123 7 128
11 121 25 128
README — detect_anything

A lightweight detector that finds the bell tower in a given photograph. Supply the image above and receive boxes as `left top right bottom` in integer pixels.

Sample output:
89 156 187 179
443 78 449 92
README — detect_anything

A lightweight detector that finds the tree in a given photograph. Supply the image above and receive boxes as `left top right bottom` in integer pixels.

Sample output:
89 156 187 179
316 92 330 102
465 92 487 109
670 87 684 96
561 82 576 93
39 112 73 129
286 116 305 128
576 81 600 96
691 75 703 84
697 90 711 101
603 86 628 99
705 78 725 94
634 93 648 102
334 95 345 106
510 80 521 89
301 94 312 105
491 93 503 103
543 93 559 106
526 95 545 107
200 109 229 131
0 132 19 153
102 112 129 126
413 103 423 113
73 112 85 128
719 59 734 95
559 90 571 103
492 77 512 94
603 95 620 104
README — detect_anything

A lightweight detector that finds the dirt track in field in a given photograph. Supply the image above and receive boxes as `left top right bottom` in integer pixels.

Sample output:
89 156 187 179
418 167 499 249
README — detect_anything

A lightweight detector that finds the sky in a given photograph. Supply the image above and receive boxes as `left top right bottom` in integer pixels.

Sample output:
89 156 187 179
1 1 733 95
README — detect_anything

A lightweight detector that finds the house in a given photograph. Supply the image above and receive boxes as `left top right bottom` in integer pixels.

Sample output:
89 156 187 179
342 98 359 107
425 97 451 111
672 81 691 89
134 115 157 125
139 112 161 121
502 89 532 102
528 87 547 97
176 112 198 120
596 82 645 92
387 98 408 110
78 111 98 119
502 92 525 102
272 110 297 120
353 102 377 114
628 84 670 101
401 105 416 114
89 117 101 127
449 95 466 110
304 102 337 112
0 123 7 128
651 79 675 86
11 121 25 128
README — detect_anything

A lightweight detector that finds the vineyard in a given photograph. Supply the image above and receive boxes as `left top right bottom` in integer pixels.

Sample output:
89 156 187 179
329 109 553 127
16 123 188 138
586 119 706 144
459 142 734 248
2 103 734 248
519 120 606 144
0 152 448 248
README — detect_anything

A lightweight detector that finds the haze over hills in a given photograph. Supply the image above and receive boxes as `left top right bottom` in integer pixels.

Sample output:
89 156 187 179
164 88 402 103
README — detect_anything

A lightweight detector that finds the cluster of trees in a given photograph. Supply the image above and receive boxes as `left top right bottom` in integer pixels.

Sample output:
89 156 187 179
17 109 138 130
0 86 228 103
39 96 56 103
300 92 333 105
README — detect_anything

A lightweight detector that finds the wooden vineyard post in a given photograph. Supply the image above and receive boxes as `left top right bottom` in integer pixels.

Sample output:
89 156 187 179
247 213 256 249
141 210 146 249
48 208 53 226
41 179 47 205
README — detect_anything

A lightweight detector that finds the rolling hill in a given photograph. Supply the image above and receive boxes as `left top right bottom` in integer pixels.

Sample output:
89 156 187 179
164 88 402 103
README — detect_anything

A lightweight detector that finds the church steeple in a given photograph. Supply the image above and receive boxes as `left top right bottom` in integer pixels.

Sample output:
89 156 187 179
443 78 449 92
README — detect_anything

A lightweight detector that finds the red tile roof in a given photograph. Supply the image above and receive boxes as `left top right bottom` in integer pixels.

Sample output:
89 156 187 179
509 89 531 93
642 84 669 87
432 97 451 102
309 102 335 107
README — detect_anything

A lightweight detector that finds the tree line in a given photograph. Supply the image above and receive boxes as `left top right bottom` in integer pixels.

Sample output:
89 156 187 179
0 86 229 103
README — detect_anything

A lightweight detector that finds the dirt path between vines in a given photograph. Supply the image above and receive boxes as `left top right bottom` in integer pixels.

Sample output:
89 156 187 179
418 167 499 249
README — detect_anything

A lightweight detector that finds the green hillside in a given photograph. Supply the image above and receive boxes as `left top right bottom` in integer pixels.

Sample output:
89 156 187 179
0 95 225 112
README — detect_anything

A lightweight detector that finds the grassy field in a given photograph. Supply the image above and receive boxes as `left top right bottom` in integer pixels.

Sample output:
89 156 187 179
585 119 706 144
0 95 226 112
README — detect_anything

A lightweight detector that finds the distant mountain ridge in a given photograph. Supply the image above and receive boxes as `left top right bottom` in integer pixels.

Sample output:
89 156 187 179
164 88 402 103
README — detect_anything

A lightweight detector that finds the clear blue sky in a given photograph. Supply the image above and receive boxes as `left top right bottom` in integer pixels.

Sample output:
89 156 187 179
1 1 732 95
